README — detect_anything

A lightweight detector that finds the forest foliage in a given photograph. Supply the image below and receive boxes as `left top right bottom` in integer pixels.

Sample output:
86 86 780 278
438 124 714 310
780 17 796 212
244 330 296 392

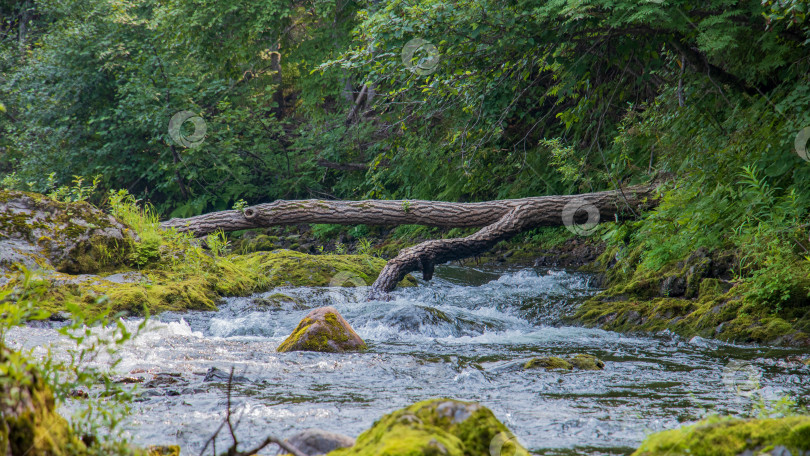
2 0 810 305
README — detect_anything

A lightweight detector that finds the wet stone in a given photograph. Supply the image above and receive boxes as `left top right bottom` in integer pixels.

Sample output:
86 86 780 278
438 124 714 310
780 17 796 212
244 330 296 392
284 429 355 455
143 373 187 388
203 367 249 383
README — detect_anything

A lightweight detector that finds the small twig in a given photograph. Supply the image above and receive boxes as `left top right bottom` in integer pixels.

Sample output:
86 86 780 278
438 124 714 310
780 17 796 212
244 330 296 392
198 419 227 456
226 367 238 451
198 366 307 456
236 436 308 456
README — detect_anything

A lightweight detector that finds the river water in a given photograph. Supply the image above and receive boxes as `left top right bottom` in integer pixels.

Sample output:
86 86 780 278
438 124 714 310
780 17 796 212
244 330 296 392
8 265 810 455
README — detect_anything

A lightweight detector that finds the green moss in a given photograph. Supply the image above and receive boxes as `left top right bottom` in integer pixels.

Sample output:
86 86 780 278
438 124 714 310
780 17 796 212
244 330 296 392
577 242 810 346
234 234 280 253
572 287 810 346
5 249 416 317
252 292 302 309
0 190 131 274
632 415 810 456
523 354 605 371
569 354 606 370
698 278 726 299
328 399 530 456
277 309 366 353
277 317 320 352
147 445 181 456
0 346 88 456
524 356 572 370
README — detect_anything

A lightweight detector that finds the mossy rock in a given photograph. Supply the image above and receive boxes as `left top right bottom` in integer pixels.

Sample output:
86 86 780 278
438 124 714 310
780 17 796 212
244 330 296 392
147 445 181 456
0 190 133 274
524 356 572 370
632 415 810 456
0 345 88 456
328 399 530 456
233 234 280 253
277 306 367 353
569 354 606 370
524 354 605 371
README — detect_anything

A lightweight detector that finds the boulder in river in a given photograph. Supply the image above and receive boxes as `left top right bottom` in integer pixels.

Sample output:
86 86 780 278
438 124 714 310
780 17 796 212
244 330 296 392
524 354 605 371
328 398 529 456
277 306 367 353
202 366 249 383
284 429 355 455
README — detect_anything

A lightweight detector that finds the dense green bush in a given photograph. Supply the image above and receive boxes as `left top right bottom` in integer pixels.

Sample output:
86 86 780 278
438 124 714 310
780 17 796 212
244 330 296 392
2 0 810 307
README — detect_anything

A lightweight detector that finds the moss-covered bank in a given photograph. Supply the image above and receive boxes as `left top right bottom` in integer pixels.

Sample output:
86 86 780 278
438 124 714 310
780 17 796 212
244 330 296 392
570 245 810 346
633 415 810 456
4 249 415 317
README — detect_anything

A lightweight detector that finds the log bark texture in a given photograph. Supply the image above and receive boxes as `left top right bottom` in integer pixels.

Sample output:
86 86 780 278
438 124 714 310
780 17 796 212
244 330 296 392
160 184 658 293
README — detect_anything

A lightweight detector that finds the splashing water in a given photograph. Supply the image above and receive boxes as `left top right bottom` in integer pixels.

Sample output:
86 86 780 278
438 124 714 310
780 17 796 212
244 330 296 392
7 265 810 455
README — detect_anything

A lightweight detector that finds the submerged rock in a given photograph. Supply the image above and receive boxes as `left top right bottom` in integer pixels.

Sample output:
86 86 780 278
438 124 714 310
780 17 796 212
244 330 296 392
277 306 367 353
524 356 573 370
250 292 307 311
524 354 605 371
143 373 187 388
148 445 181 456
632 415 810 456
202 367 249 383
329 398 529 456
382 305 453 333
569 354 606 370
284 429 355 455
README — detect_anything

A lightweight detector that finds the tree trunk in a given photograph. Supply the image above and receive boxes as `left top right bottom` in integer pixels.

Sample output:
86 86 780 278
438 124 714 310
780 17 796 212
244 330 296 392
270 43 284 118
18 0 32 51
160 184 658 293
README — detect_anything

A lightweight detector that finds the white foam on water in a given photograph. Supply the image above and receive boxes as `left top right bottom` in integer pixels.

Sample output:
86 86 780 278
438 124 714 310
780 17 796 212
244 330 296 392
10 266 809 456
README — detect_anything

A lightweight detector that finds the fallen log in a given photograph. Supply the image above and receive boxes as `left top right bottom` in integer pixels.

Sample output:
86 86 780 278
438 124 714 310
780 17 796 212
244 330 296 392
160 184 658 293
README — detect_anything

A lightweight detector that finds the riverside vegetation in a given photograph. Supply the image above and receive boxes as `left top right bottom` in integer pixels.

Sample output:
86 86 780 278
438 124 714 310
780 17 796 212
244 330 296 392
3 0 810 454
